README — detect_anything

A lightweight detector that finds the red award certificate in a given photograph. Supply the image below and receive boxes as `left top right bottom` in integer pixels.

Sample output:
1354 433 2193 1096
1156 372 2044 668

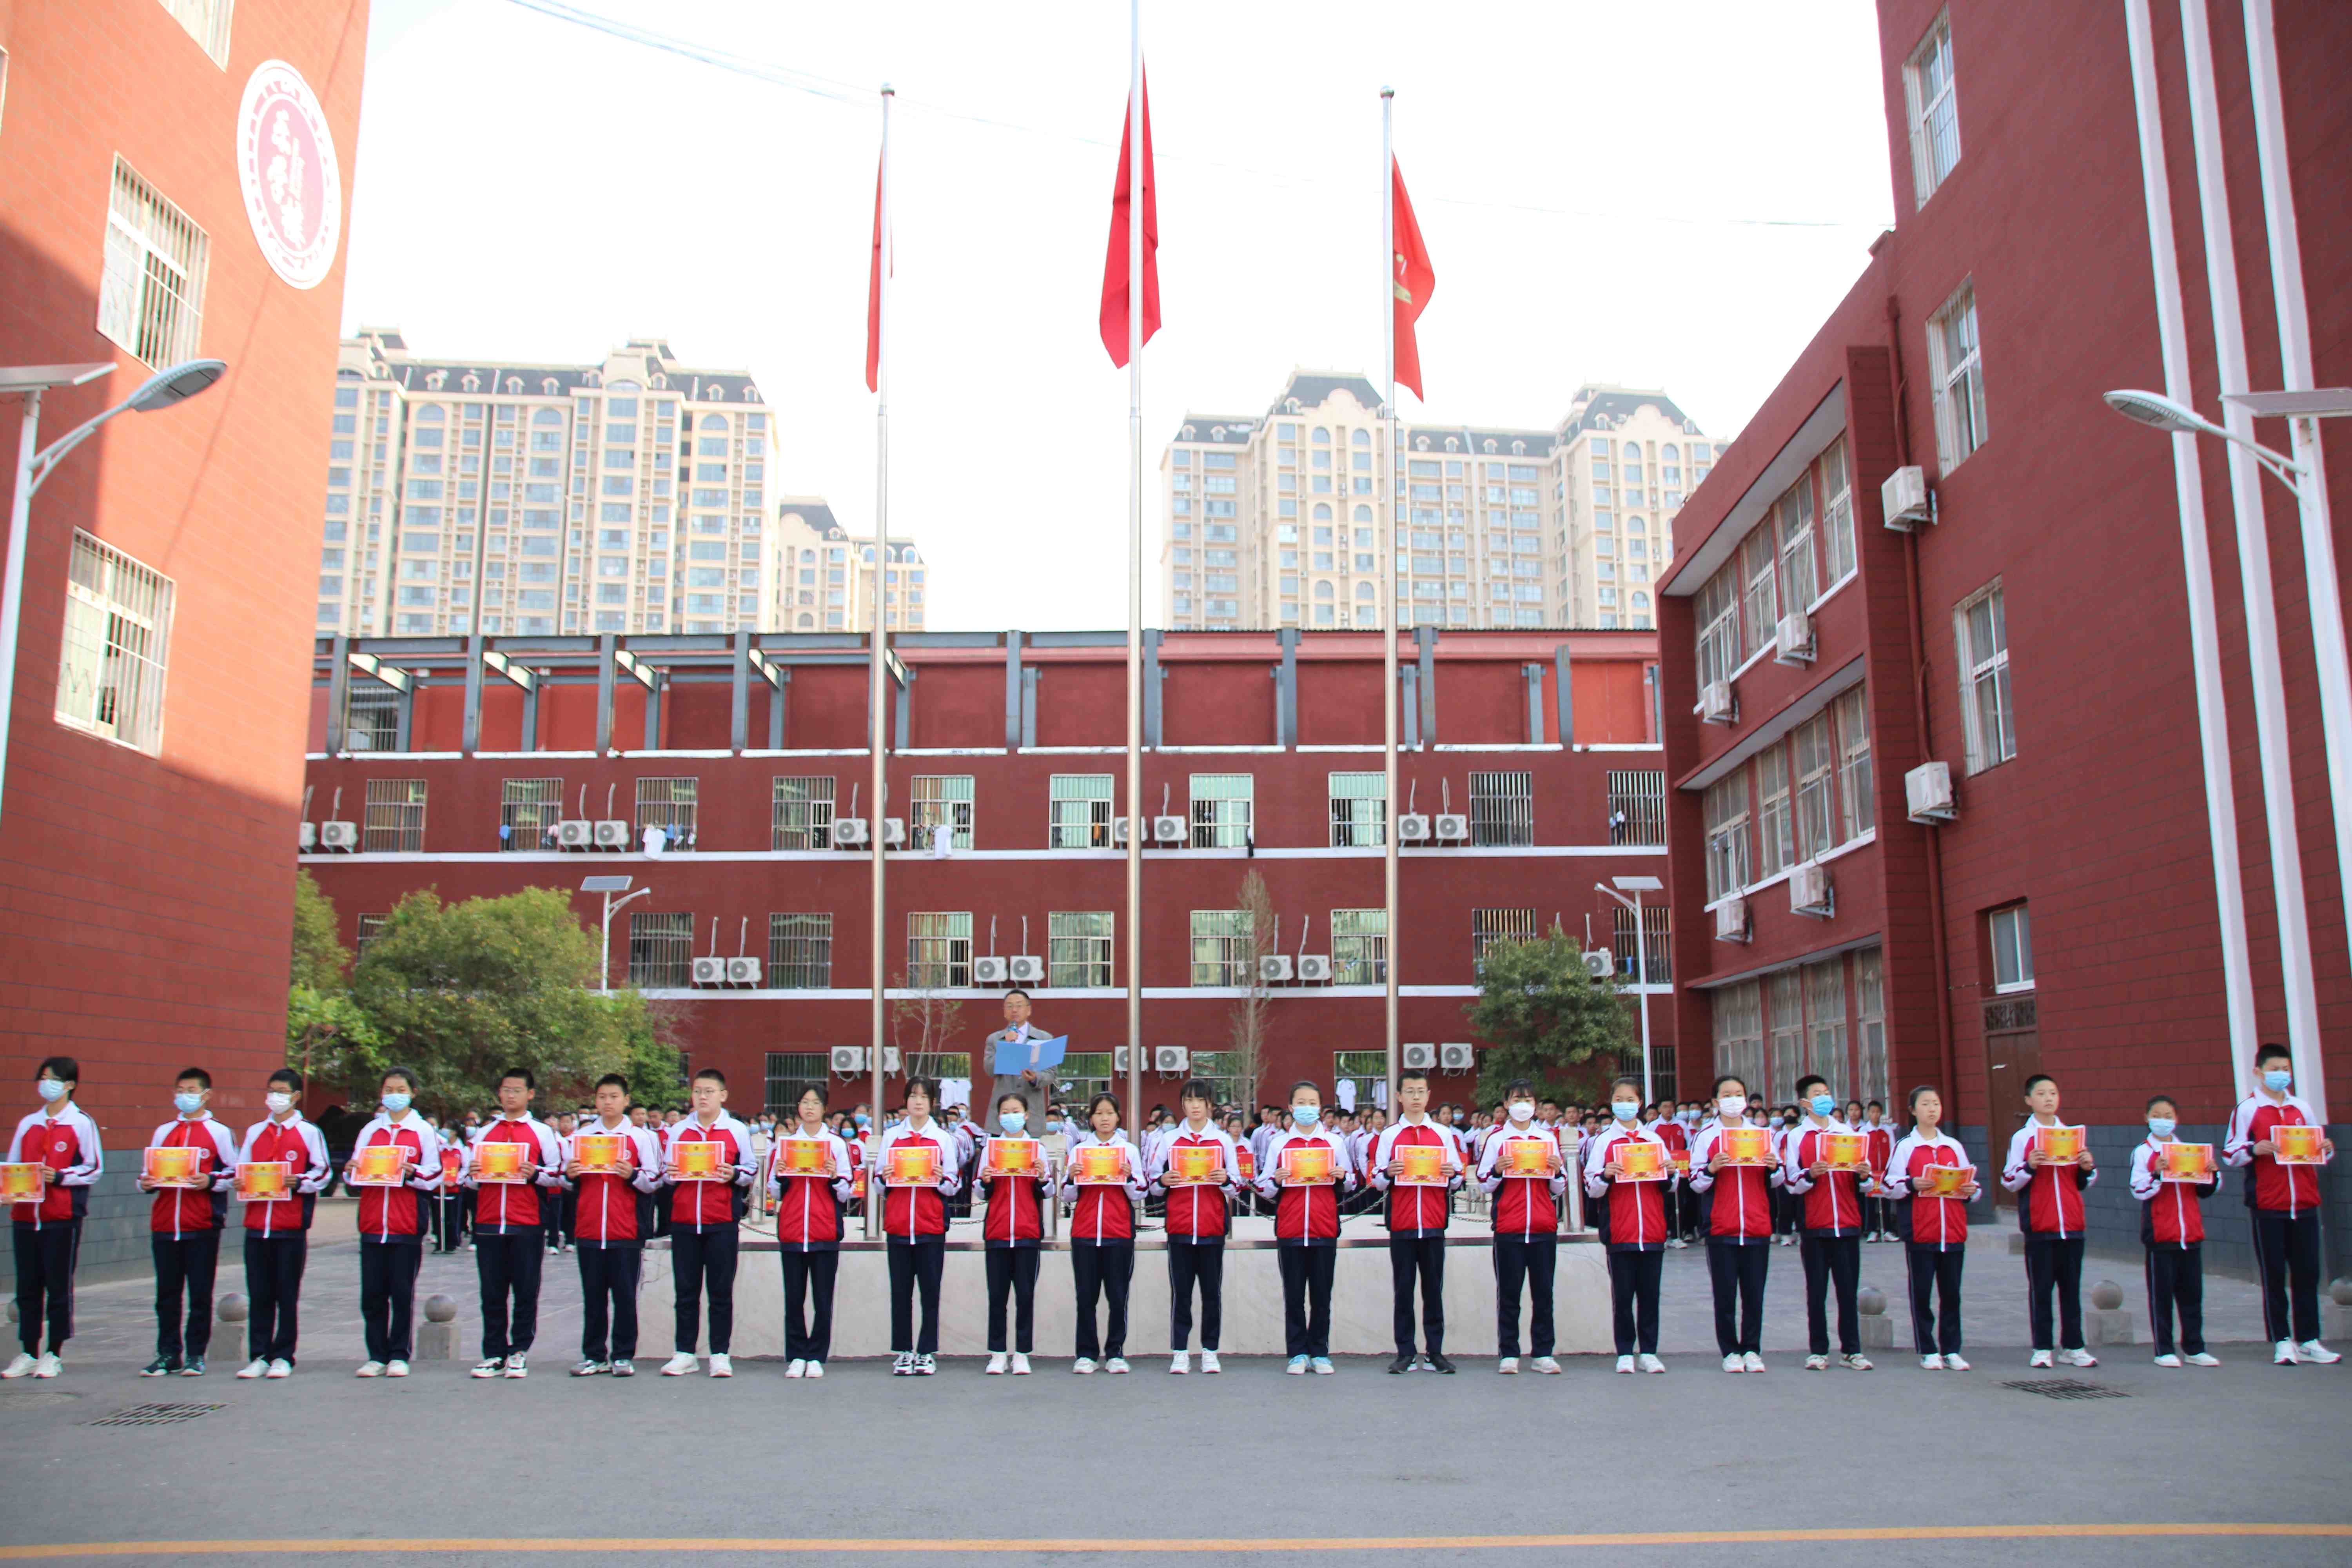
352 1144 408 1187
573 1134 625 1175
235 1161 291 1203
1821 1132 1870 1172
2036 1125 2085 1163
1236 1145 1256 1183
2159 1142 2214 1181
2273 1124 2322 1165
671 1140 726 1181
1073 1144 1129 1185
1501 1139 1551 1177
1280 1143 1335 1186
1916 1162 1971 1198
0 1163 44 1204
985 1139 1041 1178
474 1141 526 1184
145 1145 205 1187
1395 1145 1446 1186
1720 1127 1773 1167
887 1143 940 1187
1614 1141 1667 1182
777 1140 833 1178
1167 1145 1221 1185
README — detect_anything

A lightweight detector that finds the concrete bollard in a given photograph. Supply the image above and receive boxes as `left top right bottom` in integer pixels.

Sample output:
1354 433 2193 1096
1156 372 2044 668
216 1293 249 1323
415 1293 462 1361
2325 1278 2352 1343
1858 1283 1895 1350
2085 1279 2134 1347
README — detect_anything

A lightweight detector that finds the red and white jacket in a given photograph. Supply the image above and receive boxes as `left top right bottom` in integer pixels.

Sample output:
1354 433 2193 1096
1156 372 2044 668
976 1134 1048 1247
1784 1119 1866 1236
1254 1127 1357 1245
1479 1123 1568 1238
565 1118 664 1247
237 1114 330 1238
1686 1121 1780 1241
1149 1122 1242 1243
1882 1129 1972 1249
2001 1120 2096 1238
2130 1135 2220 1248
870 1120 960 1240
351 1110 443 1242
764 1126 853 1251
1059 1130 1145 1244
462 1113 566 1234
7 1104 103 1229
1583 1123 1671 1250
1370 1117 1465 1237
1864 1122 1895 1180
143 1114 238 1238
2224 1092 2327 1216
666 1112 755 1232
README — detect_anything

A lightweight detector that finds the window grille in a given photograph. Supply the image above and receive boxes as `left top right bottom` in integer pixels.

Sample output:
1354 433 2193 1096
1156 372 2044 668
911 775 975 849
1328 771 1385 847
1468 770 1532 846
771 776 834 850
362 779 426 852
1330 909 1388 985
1049 774 1113 849
1048 911 1114 988
1606 769 1666 846
635 777 697 848
1189 909 1253 986
1189 773 1254 848
54 531 174 753
628 911 693 987
768 913 832 988
500 778 562 851
98 158 207 366
907 911 972 989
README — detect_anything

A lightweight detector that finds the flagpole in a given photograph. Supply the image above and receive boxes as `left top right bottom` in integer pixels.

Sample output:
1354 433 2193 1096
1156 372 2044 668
866 82 893 1238
1124 0 1145 1133
1380 87 1400 1116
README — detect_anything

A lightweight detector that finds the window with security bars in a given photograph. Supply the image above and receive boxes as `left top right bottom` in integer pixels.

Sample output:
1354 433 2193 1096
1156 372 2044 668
1606 770 1665 846
636 777 697 849
158 0 236 65
1189 773 1254 848
1468 770 1532 846
1835 688 1875 840
1049 911 1114 988
1694 563 1740 692
1332 1051 1387 1115
1472 907 1537 972
1955 583 2014 773
768 913 833 988
1756 749 1793 878
1794 715 1835 862
1904 9 1960 207
1929 282 1987 470
764 1052 829 1117
1330 909 1388 984
1819 439 1857 586
54 531 174 754
1768 971 1804 1109
1805 958 1847 1098
628 911 693 988
98 158 207 367
355 913 389 960
1189 909 1254 986
1740 529 1779 661
1049 774 1114 848
500 778 562 851
1611 905 1672 984
345 687 397 752
911 775 975 849
1712 980 1763 1103
907 911 972 989
771 776 834 850
1855 947 1889 1106
1704 774 1751 901
362 779 426 851
1328 771 1385 847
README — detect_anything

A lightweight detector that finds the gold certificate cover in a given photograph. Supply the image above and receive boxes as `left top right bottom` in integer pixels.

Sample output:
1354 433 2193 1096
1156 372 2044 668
986 1140 1041 1178
1281 1143 1334 1186
1074 1144 1128 1184
1501 1140 1550 1177
145 1145 204 1186
778 1140 832 1176
1615 1141 1666 1181
1918 1163 1970 1197
2160 1143 2214 1181
1396 1145 1445 1185
1721 1127 1772 1166
887 1144 940 1186
673 1140 725 1180
1167 1145 1220 1185
353 1144 408 1186
1822 1132 1869 1171
475 1142 526 1183
0 1163 45 1203
2036 1125 2085 1162
573 1134 624 1175
235 1161 290 1202
2274 1124 2322 1164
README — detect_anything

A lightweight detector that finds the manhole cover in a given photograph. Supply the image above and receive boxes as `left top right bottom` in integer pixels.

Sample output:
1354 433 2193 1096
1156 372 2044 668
85 1402 227 1427
2002 1378 2127 1401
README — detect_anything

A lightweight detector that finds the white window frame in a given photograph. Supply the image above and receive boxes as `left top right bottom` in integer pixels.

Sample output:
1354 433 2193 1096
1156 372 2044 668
1048 910 1114 988
98 156 208 368
1330 908 1388 985
54 530 174 755
1468 769 1534 846
1776 480 1817 612
363 778 426 853
635 777 698 846
1904 9 1960 207
910 774 975 850
1928 281 1987 470
1711 980 1764 1103
1703 774 1751 902
1855 947 1889 1107
1049 773 1114 849
1755 748 1793 880
1793 716 1835 863
1694 561 1741 691
1954 581 2015 773
1818 438 1856 588
1471 907 1537 971
1188 772 1254 848
1834 687 1875 840
1989 904 2034 994
1327 771 1385 848
1739 529 1779 661
1768 971 1804 1108
1804 958 1847 1099
499 777 563 851
771 775 835 850
907 911 973 990
157 0 236 66
1189 909 1254 987
1606 769 1667 847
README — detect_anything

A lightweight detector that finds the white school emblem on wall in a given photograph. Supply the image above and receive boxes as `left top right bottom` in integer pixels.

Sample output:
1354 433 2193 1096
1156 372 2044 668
236 60 342 290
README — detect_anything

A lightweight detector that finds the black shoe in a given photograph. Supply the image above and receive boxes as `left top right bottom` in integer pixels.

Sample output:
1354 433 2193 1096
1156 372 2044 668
1387 1354 1414 1374
1427 1352 1458 1374
141 1356 181 1377
180 1357 207 1377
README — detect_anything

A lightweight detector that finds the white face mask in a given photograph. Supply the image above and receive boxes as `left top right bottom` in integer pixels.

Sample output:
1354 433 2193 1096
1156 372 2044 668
1718 1095 1747 1118
265 1092 295 1116
1508 1101 1534 1125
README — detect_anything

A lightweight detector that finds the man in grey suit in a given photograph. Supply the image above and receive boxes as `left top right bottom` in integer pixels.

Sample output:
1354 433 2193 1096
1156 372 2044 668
983 990 1053 1136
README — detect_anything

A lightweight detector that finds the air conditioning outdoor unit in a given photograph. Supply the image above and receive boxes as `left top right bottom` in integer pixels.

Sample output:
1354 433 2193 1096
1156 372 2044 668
319 820 358 850
1296 954 1332 982
1155 1047 1190 1073
972 956 1010 985
1582 947 1614 979
297 821 316 851
1905 760 1957 824
1439 1042 1476 1072
1111 817 1132 847
831 817 869 847
593 820 631 848
1151 815 1187 844
690 956 727 985
881 1048 902 1073
1789 860 1834 918
880 817 907 848
1113 1047 1134 1073
1700 681 1737 725
1259 955 1294 983
556 819 593 849
1007 955 1044 984
1773 611 1815 666
1433 813 1470 842
1714 896 1750 943
830 1046 866 1074
1401 1042 1437 1070
1397 813 1432 843
726 957 762 985
1881 465 1935 531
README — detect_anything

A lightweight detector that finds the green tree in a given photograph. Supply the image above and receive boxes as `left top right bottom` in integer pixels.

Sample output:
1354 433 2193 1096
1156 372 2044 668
1464 928 1636 1108
286 984 388 1097
290 868 350 993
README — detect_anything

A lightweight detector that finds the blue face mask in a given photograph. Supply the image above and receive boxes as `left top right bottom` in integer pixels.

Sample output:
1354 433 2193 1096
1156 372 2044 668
2147 1117 2177 1138
2263 1069 2292 1093
1292 1105 1320 1128
999 1112 1027 1134
382 1093 411 1114
173 1092 204 1115
853 1114 870 1128
1612 1101 1639 1121
36 1079 67 1103
1811 1095 1837 1118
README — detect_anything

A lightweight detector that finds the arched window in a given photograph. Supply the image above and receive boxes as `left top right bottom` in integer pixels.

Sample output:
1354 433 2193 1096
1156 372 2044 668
1313 428 1331 444
796 613 814 628
532 408 563 426
1355 581 1375 601
1511 440 1526 455
1624 440 1644 460
699 413 728 430
541 378 559 395
1353 505 1373 522
504 377 522 394
1662 443 1680 462
461 373 480 393
1351 430 1370 446
417 405 446 423
1632 591 1651 608
424 370 447 390
1312 503 1333 520
1483 439 1497 454
1314 581 1335 599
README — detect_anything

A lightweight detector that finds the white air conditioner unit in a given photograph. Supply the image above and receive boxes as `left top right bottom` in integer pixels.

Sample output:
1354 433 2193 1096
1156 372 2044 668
1439 1042 1476 1072
690 956 727 985
1296 954 1332 982
1401 1042 1437 1070
1151 815 1187 844
1113 1047 1134 1073
880 817 907 848
1259 955 1294 983
1773 611 1815 666
1007 955 1045 984
1582 947 1614 979
1714 895 1749 943
972 956 1009 985
1881 465 1934 531
1434 813 1470 842
319 820 358 850
1396 813 1432 843
880 1048 902 1074
1790 860 1834 918
1111 817 1132 847
726 957 762 985
831 817 869 848
297 821 316 850
829 1046 866 1074
593 820 631 848
1155 1047 1190 1074
555 819 593 849
1905 760 1957 823
1700 681 1736 725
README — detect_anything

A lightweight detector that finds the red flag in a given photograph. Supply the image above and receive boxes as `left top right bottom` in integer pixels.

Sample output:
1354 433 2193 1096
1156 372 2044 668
1099 73 1160 368
1390 156 1436 400
864 156 886 393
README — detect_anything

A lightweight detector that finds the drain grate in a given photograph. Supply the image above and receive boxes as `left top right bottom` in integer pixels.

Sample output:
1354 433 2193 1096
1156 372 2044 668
2002 1378 2128 1401
86 1402 227 1427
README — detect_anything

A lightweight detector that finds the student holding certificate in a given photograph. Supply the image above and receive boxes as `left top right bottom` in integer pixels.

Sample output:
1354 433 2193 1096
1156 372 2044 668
979 1091 1049 1374
1784 1075 1872 1373
1686 1074 1780 1373
1477 1084 1568 1375
1584 1078 1671 1373
2130 1093 2222 1368
136 1067 239 1378
661 1069 756 1378
2001 1072 2099 1369
462 1067 567 1380
1369 1068 1465 1374
1151 1079 1242 1374
4 1057 103 1382
766 1085 853 1379
873 1077 961 1375
234 1067 330 1379
2224 1043 2340 1365
1253 1080 1357 1373
563 1073 666 1377
346 1069 443 1378
1060 1093 1147 1373
1881 1085 1977 1370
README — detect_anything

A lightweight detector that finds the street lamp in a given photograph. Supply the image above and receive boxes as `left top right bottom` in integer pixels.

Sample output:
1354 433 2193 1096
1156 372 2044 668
583 875 650 996
1596 875 1665 1105
0 358 229 829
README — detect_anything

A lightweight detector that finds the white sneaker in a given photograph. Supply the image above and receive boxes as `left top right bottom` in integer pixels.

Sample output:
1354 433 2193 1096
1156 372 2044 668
1310 1357 1334 1374
804 1361 824 1378
985 1353 1007 1375
1199 1351 1220 1374
663 1353 701 1376
1741 1352 1768 1374
1615 1355 1634 1374
1638 1354 1666 1374
1010 1354 1031 1376
1169 1352 1189 1375
1498 1356 1519 1375
2299 1340 2341 1365
1287 1356 1310 1374
355 1360 385 1378
1530 1357 1562 1375
1072 1357 1097 1375
2152 1353 2182 1368
470 1357 505 1379
504 1353 530 1379
1806 1354 1830 1371
1921 1354 1945 1371
2061 1348 2098 1368
1668 1237 1688 1249
385 1360 409 1377
32 1353 61 1379
1842 1352 1873 1371
1105 1357 1129 1374
1722 1354 1744 1374
0 1354 34 1379
785 1359 807 1379
1944 1353 1971 1371
891 1353 914 1376
708 1354 733 1378
2274 1339 2300 1365
237 1359 269 1379
266 1359 293 1379
2029 1349 2055 1369
2185 1352 2220 1367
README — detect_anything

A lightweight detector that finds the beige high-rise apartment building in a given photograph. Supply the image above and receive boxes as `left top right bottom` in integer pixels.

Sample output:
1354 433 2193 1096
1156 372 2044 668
773 499 929 632
321 330 780 639
1160 371 1723 632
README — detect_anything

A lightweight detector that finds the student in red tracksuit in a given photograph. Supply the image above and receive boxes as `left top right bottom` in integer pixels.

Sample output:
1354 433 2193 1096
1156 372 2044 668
1150 1078 1242 1375
1786 1074 1872 1372
235 1066 331 1379
463 1067 566 1379
136 1067 239 1377
979 1091 1048 1375
1585 1077 1671 1373
564 1072 665 1377
2225 1042 2341 1365
1477 1083 1568 1375
1253 1080 1357 1373
1686 1074 1779 1373
872 1077 961 1376
1647 1107 1692 1249
1880 1084 1976 1370
5 1058 104 1381
345 1068 443 1377
2131 1093 2222 1368
1060 1093 1146 1373
766 1084 853 1379
1861 1102 1896 1241
2001 1071 2099 1369
1370 1067 1466 1374
660 1068 756 1378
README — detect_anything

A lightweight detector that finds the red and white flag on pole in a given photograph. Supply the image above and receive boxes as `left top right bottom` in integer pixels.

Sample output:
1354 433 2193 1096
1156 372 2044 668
1098 73 1160 368
1390 156 1436 399
864 154 887 393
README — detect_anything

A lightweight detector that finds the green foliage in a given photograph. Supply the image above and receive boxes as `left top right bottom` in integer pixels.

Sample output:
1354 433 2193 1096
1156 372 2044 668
286 984 387 1096
1464 929 1636 1108
290 869 350 993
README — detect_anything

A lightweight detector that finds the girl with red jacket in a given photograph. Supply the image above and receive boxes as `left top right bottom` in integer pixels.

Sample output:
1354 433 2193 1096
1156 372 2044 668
2130 1093 2221 1368
1059 1093 1147 1373
871 1079 960 1376
978 1091 1048 1375
344 1068 442 1378
1152 1079 1242 1375
1881 1084 1978 1370
1253 1080 1358 1373
1475 1083 1568 1375
1584 1076 1671 1374
766 1084 853 1379
1685 1074 1780 1373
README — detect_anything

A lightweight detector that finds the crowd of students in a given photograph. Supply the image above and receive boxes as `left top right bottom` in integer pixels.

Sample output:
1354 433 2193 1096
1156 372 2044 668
1 1044 2339 1381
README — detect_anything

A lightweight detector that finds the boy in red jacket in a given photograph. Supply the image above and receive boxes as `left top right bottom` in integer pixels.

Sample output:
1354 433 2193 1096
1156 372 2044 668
235 1067 331 1379
2224 1042 2340 1365
1370 1068 1465 1374
346 1067 443 1377
2001 1071 2099 1369
2130 1093 2221 1368
4 1058 103 1381
138 1067 239 1377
